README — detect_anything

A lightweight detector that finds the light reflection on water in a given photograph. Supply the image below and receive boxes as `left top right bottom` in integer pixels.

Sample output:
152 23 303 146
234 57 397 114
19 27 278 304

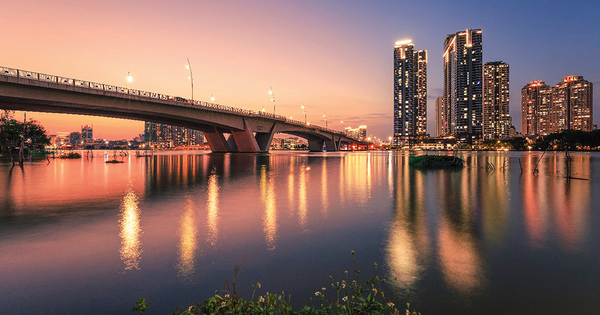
0 151 599 315
176 196 198 279
260 165 278 250
206 168 220 247
119 187 142 271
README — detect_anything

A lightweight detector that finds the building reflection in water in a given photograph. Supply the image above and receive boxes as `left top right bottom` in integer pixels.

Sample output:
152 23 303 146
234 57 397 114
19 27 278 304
260 165 278 250
386 155 430 288
119 188 142 271
176 196 198 279
206 167 220 246
436 158 483 294
522 153 591 251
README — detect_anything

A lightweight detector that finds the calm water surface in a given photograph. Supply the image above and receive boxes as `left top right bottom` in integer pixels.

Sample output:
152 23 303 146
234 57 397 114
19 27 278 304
1 150 599 314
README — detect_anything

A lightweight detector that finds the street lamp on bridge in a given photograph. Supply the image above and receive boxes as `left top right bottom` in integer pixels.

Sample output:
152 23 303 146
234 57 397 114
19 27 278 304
301 104 307 124
323 113 328 128
126 72 133 89
269 87 275 114
185 58 194 101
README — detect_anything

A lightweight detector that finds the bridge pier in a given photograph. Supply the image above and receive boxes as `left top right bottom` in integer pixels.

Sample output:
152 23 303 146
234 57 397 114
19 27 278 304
205 121 277 153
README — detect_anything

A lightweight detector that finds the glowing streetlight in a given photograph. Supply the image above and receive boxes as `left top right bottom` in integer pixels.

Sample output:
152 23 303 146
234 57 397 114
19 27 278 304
301 104 307 124
126 72 133 90
185 58 194 101
269 86 275 114
323 113 328 128
210 94 215 102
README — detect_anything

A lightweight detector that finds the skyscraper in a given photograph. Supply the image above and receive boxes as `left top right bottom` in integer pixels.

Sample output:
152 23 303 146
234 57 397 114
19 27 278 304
521 81 552 135
435 96 443 137
393 40 427 145
483 61 510 139
521 76 593 135
551 75 593 132
442 29 483 143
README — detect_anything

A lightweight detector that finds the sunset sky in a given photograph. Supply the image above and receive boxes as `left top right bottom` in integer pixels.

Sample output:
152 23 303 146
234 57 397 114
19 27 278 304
2 0 599 140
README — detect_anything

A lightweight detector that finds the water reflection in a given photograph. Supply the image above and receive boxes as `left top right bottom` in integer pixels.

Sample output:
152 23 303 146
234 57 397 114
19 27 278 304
435 164 484 294
206 168 220 246
321 158 328 214
176 196 198 279
386 157 430 288
298 164 308 230
260 165 278 250
119 188 142 271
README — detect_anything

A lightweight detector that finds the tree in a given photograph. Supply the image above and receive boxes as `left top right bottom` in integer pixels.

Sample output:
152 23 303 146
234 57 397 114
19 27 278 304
0 112 51 154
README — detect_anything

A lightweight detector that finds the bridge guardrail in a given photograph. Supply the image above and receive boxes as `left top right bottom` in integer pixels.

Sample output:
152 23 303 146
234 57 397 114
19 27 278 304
1 65 356 139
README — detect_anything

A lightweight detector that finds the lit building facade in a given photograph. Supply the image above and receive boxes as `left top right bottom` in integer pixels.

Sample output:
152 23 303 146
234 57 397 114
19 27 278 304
521 76 593 135
521 81 552 135
435 96 443 137
345 125 367 141
483 61 511 139
81 125 93 143
393 40 427 145
442 29 483 143
551 75 593 132
144 122 204 147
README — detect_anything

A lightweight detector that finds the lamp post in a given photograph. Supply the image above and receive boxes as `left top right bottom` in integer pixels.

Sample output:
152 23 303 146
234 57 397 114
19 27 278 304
269 87 275 114
210 94 215 102
126 72 133 89
185 58 194 101
301 104 307 124
323 113 328 128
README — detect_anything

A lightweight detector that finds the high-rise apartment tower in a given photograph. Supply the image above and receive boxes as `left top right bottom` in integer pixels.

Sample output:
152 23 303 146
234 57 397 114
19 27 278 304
521 76 593 135
483 61 511 139
521 81 552 135
442 29 483 143
393 40 427 145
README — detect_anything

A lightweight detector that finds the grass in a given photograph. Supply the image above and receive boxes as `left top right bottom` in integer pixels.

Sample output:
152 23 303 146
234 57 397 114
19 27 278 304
132 252 420 315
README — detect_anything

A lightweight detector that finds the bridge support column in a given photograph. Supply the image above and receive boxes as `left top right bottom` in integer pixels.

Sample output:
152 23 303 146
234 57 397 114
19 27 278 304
308 139 325 152
231 120 276 153
324 135 341 151
204 127 237 153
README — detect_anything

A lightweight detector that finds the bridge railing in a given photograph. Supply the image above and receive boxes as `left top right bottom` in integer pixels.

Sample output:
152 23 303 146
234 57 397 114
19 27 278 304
1 65 353 138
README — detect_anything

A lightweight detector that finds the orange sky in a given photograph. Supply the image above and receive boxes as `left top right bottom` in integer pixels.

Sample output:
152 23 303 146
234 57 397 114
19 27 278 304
2 0 599 140
2 0 390 140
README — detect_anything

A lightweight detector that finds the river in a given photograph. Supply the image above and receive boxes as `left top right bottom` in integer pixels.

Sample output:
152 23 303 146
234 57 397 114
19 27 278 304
1 150 599 314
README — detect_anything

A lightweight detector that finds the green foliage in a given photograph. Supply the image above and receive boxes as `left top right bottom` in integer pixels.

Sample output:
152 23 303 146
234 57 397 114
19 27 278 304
133 252 420 315
132 298 151 315
409 154 464 167
59 152 82 159
0 113 51 152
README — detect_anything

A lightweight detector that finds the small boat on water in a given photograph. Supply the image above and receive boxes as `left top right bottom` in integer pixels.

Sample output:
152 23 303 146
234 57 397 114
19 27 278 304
105 160 124 164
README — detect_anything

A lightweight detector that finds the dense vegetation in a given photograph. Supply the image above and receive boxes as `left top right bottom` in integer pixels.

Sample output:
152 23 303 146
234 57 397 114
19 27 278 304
0 110 50 154
132 252 420 315
484 130 600 151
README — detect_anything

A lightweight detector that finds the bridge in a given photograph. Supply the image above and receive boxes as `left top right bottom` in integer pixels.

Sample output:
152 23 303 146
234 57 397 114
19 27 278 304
0 66 369 153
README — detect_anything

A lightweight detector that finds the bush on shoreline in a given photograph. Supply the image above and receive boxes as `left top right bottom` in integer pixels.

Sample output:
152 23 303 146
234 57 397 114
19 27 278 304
132 252 420 315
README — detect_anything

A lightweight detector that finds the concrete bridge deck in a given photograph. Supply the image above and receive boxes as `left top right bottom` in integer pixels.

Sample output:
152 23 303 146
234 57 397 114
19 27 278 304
0 66 368 153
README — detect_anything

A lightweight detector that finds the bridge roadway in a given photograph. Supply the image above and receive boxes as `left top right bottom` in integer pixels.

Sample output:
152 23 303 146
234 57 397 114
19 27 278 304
0 66 368 153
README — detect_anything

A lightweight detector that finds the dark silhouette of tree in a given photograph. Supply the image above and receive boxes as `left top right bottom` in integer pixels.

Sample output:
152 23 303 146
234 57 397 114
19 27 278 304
1 112 51 153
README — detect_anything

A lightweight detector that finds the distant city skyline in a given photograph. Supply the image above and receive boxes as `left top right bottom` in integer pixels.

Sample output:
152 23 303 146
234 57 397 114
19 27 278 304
1 0 598 140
